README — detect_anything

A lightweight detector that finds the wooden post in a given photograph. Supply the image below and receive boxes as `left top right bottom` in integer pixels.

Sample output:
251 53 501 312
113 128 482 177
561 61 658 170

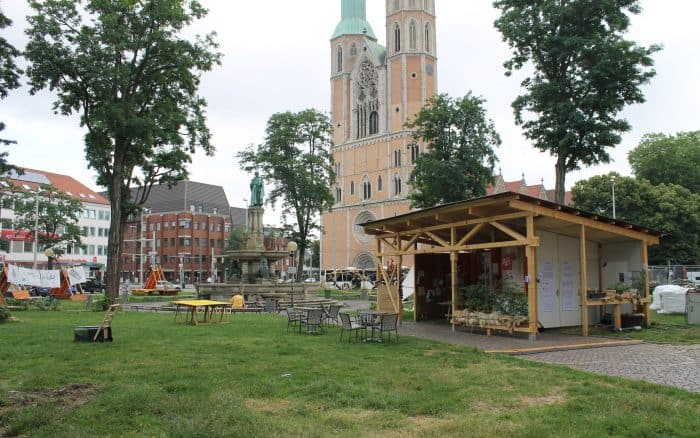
450 250 458 333
641 241 651 327
526 215 538 340
580 225 589 336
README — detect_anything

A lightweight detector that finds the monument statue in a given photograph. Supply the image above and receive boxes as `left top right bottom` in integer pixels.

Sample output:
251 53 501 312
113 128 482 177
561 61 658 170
250 171 264 207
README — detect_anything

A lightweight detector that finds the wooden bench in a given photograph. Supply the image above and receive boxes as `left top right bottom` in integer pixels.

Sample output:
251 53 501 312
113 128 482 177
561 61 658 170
12 290 38 301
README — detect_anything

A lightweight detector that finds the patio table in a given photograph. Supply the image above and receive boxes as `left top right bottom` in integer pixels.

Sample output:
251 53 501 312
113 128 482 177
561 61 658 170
172 300 229 325
358 311 387 342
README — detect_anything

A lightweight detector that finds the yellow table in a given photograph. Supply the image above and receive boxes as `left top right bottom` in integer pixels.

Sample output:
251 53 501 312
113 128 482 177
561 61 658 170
173 300 229 325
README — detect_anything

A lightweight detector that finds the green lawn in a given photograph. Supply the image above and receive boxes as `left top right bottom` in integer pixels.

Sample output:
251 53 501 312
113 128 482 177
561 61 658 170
560 311 700 344
1 306 698 437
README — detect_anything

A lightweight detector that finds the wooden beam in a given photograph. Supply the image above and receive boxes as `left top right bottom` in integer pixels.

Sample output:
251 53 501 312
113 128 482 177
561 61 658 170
457 222 485 247
401 232 422 252
526 244 538 338
489 220 527 241
425 231 450 249
509 199 659 244
450 250 458 330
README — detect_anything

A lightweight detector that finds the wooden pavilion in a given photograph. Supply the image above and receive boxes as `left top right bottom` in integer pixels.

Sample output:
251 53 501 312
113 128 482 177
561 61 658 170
360 192 661 339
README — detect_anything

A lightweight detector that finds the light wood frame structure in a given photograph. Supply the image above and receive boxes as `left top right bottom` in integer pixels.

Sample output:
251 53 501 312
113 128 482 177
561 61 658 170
361 192 661 338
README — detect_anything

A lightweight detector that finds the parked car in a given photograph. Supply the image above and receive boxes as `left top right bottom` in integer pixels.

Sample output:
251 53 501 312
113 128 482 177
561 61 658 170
29 286 52 297
82 279 105 293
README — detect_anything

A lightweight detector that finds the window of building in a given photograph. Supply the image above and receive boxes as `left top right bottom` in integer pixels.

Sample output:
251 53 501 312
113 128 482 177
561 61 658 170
217 239 223 248
350 43 357 56
394 150 402 167
149 223 154 231
88 245 95 255
164 238 168 247
90 227 96 236
157 222 161 231
369 111 378 134
194 221 199 230
337 46 343 73
394 23 401 52
197 205 204 212
190 204 195 212
394 175 402 196
194 238 199 247
179 237 191 246
377 175 383 192
210 239 215 248
164 221 169 230
350 181 355 196
210 223 214 231
216 223 222 232
411 142 420 163
179 219 190 229
362 179 372 200
170 237 175 246
335 187 342 203
409 20 417 50
425 23 432 52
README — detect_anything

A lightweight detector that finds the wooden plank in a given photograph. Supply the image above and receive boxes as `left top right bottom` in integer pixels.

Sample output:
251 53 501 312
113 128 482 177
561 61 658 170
509 199 660 244
456 222 485 247
489 220 527 241
526 217 538 337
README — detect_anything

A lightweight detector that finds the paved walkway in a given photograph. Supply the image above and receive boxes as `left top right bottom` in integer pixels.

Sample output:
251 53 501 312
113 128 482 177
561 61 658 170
520 343 700 393
397 320 700 393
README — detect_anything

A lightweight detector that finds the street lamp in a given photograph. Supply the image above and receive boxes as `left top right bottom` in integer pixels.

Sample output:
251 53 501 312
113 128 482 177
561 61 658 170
287 241 297 282
610 175 616 219
32 190 41 269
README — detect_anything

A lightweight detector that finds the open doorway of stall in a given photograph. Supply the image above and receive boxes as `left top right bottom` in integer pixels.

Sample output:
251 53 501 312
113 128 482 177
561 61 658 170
413 247 528 321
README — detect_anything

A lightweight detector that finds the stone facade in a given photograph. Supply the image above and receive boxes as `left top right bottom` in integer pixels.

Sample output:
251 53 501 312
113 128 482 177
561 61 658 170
322 0 437 270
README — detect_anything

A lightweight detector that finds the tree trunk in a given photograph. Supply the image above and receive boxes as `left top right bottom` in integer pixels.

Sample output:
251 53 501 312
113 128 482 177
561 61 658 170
554 156 567 205
105 162 125 304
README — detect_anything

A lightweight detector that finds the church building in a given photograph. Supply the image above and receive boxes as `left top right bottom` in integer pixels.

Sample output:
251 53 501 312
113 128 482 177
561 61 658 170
321 0 437 271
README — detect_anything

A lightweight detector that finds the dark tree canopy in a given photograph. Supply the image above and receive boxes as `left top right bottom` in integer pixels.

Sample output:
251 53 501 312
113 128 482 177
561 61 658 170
628 131 700 194
238 109 335 279
0 7 22 171
494 0 659 203
24 0 220 301
572 173 700 265
406 93 500 209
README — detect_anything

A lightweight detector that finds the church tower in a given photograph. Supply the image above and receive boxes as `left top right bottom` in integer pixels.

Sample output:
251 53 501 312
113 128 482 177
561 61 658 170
322 0 438 272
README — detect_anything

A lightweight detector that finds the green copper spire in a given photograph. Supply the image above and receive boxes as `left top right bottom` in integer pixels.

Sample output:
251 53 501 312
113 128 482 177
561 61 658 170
331 0 377 40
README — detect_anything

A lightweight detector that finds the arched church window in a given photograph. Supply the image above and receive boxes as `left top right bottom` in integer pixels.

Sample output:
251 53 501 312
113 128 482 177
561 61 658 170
362 178 372 200
337 46 343 73
377 175 383 192
425 23 432 53
411 142 420 163
350 180 355 196
394 175 402 196
335 187 342 203
409 20 417 50
369 111 378 135
394 23 401 53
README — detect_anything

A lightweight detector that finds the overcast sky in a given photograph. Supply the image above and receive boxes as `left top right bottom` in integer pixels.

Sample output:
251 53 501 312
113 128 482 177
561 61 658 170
1 1 699 226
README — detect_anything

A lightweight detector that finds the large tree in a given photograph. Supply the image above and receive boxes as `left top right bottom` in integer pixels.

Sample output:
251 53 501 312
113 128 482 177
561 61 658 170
405 93 500 209
628 131 700 193
9 183 83 269
572 173 700 264
0 6 21 173
238 109 335 281
24 0 220 301
494 0 659 203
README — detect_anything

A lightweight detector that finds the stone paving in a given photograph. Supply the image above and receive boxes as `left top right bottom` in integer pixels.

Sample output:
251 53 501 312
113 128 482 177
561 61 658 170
520 343 700 393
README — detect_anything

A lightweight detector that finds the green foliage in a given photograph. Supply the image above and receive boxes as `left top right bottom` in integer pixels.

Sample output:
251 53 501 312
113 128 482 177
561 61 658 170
24 0 221 301
405 93 500 208
10 183 84 267
32 296 59 311
460 283 497 313
572 173 700 264
629 131 700 193
0 7 22 169
0 305 10 321
90 294 111 312
494 0 660 203
238 109 335 276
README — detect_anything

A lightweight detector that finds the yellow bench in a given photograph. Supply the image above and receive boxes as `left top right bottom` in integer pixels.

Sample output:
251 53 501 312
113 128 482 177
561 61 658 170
12 290 36 301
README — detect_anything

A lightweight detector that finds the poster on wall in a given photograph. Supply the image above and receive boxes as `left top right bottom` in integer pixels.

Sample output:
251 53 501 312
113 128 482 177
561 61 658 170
561 261 577 311
539 261 556 313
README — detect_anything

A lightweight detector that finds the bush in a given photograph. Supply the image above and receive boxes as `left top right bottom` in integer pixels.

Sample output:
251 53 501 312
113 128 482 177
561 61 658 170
33 296 59 311
0 305 10 322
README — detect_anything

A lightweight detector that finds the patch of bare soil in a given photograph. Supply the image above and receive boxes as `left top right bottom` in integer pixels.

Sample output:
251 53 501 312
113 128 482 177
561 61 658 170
0 383 100 434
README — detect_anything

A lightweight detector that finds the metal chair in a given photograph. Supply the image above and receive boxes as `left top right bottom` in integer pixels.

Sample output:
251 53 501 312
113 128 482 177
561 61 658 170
264 298 279 314
378 313 399 342
339 312 366 342
300 308 324 335
286 307 301 332
323 304 342 326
